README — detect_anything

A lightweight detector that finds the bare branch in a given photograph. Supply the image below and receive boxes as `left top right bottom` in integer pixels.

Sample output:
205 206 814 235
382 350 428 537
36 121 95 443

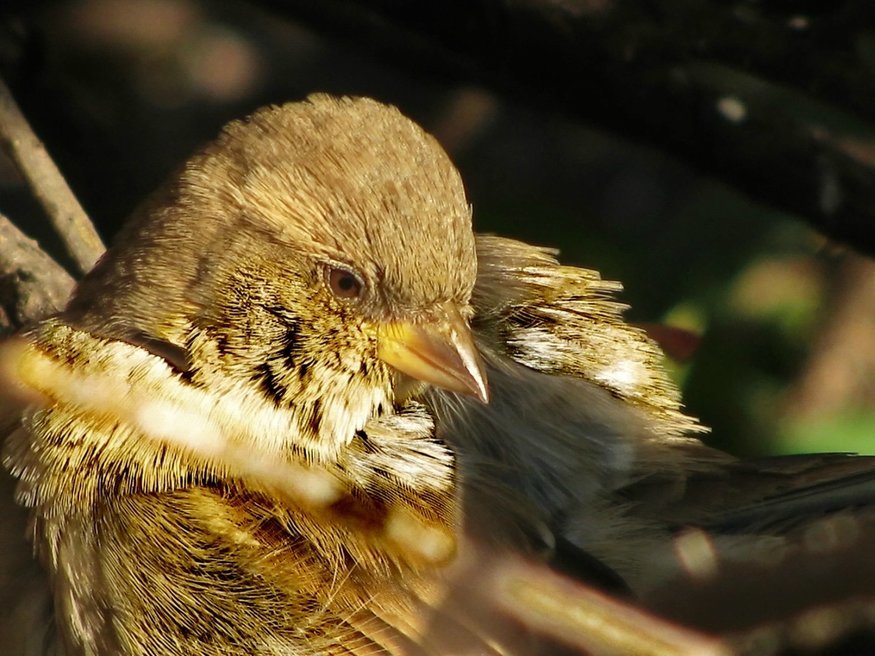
0 213 74 333
0 77 104 276
493 557 734 656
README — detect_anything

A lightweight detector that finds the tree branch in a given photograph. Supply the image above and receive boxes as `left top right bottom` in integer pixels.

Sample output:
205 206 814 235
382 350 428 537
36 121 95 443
0 77 105 276
0 212 75 333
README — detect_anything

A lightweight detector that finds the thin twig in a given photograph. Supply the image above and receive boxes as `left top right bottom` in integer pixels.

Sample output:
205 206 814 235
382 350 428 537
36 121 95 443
0 77 105 276
493 556 734 656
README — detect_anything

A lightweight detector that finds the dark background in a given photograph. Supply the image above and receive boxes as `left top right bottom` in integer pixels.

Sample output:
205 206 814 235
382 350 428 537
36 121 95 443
1 0 874 458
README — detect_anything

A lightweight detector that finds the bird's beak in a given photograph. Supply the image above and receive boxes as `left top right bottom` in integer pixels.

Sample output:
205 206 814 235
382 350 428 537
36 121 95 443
377 304 489 403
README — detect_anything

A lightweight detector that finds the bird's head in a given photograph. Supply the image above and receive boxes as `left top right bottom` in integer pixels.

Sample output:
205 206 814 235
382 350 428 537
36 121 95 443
68 95 488 453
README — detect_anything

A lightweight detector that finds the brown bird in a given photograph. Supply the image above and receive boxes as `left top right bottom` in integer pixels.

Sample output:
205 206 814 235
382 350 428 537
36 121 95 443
2 95 874 655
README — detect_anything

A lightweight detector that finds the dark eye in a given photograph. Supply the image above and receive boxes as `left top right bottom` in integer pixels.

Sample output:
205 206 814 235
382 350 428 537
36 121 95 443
326 266 364 301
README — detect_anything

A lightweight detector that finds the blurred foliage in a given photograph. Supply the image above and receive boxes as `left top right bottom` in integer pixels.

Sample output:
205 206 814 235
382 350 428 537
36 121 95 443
1 0 873 458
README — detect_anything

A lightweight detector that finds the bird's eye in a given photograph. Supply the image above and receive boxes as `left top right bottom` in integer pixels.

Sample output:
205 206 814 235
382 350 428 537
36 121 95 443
326 266 364 301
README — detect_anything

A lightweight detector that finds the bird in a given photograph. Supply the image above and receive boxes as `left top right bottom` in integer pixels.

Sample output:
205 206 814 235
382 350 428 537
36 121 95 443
2 94 875 655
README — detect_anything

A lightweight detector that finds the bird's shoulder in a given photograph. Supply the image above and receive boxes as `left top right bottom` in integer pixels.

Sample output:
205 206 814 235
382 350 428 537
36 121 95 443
471 234 702 440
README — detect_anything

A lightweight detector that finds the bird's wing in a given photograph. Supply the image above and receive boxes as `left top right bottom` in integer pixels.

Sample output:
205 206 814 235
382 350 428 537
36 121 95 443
468 234 875 533
470 233 703 440
661 453 875 533
632 454 875 640
460 234 875 608
449 235 724 519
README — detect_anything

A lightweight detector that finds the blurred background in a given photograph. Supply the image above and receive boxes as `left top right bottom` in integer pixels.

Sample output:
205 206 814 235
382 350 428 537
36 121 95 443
1 0 873 458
